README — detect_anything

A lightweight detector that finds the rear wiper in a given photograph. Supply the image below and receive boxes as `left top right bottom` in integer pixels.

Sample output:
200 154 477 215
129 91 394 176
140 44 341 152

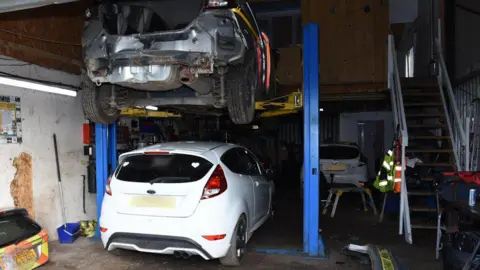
149 177 192 184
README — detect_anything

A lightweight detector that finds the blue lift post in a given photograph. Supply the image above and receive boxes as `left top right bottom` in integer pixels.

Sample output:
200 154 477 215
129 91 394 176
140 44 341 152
94 123 117 237
303 23 325 257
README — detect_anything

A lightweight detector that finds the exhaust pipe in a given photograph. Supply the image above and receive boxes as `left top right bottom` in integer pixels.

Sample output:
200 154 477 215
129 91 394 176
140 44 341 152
181 251 191 259
173 251 191 259
173 251 182 259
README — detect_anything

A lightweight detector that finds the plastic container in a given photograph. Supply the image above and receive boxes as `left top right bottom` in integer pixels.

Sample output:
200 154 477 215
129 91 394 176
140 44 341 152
57 223 80 244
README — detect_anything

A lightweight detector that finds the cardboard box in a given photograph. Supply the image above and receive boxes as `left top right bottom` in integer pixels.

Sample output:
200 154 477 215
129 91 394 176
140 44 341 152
276 46 303 86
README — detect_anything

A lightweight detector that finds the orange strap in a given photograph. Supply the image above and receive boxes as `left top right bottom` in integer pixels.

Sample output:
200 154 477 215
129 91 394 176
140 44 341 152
261 32 271 90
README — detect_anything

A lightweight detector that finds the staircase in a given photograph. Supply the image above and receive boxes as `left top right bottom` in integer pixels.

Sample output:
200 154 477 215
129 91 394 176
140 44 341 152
387 33 471 255
401 77 454 231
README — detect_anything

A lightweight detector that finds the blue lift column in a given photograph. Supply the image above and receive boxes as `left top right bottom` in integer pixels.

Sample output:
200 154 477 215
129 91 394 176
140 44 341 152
94 123 117 237
303 23 325 257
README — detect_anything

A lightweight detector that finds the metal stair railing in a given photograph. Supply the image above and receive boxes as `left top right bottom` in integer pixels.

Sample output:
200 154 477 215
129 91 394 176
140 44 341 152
434 35 468 172
387 34 412 244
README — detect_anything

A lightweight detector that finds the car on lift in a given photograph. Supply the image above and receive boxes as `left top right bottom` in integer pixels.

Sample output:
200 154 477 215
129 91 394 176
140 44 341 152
82 0 275 125
0 208 49 270
99 141 275 266
300 142 368 197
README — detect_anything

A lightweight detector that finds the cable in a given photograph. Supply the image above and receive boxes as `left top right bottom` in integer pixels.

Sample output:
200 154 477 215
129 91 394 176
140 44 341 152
0 28 81 46
0 71 81 90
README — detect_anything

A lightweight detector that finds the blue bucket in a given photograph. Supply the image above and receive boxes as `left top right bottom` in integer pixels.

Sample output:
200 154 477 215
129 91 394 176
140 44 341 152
57 223 80 244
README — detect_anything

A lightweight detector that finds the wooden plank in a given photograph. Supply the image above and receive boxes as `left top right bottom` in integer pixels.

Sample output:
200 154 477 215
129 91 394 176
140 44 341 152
302 0 389 85
0 1 86 73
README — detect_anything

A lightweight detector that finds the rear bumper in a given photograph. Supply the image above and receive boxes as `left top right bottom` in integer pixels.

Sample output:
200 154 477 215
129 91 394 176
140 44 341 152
83 10 244 87
106 233 213 260
323 172 368 185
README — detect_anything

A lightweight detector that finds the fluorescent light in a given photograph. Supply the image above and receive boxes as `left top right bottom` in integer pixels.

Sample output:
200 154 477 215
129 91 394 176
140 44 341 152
146 105 158 111
0 76 77 97
319 108 324 112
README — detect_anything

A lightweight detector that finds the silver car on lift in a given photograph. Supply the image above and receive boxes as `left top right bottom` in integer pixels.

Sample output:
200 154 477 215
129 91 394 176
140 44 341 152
81 0 275 125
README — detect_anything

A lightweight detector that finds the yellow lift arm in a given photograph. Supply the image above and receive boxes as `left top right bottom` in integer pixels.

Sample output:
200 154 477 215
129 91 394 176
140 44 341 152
120 108 181 118
256 92 303 118
120 92 303 118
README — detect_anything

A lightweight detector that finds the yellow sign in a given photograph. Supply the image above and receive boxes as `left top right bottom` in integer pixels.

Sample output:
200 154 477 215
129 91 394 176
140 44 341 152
377 246 395 270
130 196 176 209
327 164 346 171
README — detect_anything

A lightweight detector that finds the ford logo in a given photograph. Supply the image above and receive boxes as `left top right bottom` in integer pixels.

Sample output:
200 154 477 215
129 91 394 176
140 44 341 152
147 189 156 195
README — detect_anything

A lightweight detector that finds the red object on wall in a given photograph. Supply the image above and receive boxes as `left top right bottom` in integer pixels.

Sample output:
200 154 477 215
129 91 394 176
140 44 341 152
83 123 91 144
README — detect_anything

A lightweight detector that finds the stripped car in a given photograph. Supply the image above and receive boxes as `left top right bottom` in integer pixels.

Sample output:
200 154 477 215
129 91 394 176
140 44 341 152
0 208 49 270
82 0 275 124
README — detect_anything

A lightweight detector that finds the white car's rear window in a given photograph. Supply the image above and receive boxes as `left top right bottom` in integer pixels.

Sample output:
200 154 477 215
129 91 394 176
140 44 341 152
115 154 213 184
321 145 360 160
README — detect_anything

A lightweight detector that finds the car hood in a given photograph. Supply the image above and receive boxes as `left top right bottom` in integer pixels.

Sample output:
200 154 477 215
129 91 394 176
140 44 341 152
0 0 79 13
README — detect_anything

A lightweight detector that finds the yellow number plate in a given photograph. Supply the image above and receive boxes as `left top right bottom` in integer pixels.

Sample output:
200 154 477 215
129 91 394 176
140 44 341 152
327 164 346 171
15 249 37 267
130 196 176 209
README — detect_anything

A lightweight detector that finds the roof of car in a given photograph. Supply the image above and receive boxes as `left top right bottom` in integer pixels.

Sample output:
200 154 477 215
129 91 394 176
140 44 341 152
0 207 27 215
321 141 359 148
126 141 236 155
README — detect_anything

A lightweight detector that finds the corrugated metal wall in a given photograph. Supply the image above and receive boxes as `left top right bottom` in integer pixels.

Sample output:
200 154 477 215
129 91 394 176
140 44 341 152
454 76 480 170
277 114 339 144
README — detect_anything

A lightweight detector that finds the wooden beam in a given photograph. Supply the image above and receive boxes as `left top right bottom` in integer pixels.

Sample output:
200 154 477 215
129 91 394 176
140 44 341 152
0 39 83 68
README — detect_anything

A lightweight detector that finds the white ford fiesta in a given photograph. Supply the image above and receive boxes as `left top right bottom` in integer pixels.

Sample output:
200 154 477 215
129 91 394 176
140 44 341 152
99 141 275 266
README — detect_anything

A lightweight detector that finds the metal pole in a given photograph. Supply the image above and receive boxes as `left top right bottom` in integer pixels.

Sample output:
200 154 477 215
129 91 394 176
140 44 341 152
303 23 325 257
94 124 108 238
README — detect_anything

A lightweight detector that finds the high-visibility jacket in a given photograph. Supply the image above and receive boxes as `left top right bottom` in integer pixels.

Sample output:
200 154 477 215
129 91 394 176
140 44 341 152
373 147 395 193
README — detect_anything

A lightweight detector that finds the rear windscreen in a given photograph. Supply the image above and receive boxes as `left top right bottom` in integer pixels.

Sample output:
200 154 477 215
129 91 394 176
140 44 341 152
115 154 214 183
0 214 41 248
320 146 360 160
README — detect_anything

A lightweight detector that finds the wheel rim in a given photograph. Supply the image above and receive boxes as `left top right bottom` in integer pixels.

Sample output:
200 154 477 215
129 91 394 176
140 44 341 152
236 220 246 259
98 87 119 116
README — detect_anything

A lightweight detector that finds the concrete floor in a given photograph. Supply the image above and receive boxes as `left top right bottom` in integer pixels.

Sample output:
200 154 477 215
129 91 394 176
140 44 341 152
42 190 442 270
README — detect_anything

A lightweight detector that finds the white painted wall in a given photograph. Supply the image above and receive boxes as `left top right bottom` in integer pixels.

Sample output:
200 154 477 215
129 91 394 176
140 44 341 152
0 57 96 240
339 111 394 177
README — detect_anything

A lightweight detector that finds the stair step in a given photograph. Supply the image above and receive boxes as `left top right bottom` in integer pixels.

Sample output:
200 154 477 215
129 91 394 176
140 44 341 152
404 103 443 107
406 148 453 153
406 113 444 118
411 223 438 229
408 190 436 196
408 124 448 128
416 163 454 167
422 176 436 182
401 77 438 89
409 136 450 140
403 92 439 97
410 206 438 213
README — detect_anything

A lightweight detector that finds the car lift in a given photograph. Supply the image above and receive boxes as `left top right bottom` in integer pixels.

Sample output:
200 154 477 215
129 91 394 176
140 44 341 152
94 23 325 258
118 92 303 119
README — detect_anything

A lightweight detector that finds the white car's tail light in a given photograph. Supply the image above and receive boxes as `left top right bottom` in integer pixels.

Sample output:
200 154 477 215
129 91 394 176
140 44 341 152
105 175 112 196
201 165 228 200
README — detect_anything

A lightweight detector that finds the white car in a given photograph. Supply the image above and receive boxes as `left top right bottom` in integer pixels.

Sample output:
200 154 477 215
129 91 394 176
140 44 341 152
99 141 274 266
301 142 368 195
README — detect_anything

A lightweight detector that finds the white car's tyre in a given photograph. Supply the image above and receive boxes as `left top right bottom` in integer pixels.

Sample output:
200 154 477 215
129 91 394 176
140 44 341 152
220 215 247 266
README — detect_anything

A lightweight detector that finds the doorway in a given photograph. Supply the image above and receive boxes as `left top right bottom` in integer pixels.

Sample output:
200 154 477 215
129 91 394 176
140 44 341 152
357 120 385 178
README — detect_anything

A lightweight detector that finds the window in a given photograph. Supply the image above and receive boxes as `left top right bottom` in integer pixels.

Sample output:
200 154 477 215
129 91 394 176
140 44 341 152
405 46 414 78
320 146 360 160
115 154 213 183
221 148 261 176
0 213 41 248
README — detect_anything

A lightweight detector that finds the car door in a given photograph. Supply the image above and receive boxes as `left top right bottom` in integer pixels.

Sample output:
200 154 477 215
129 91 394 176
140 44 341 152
243 149 270 223
220 148 256 229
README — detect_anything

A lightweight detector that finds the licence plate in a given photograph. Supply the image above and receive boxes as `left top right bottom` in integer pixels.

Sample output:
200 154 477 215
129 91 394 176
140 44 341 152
15 249 37 267
327 164 346 171
130 196 176 209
